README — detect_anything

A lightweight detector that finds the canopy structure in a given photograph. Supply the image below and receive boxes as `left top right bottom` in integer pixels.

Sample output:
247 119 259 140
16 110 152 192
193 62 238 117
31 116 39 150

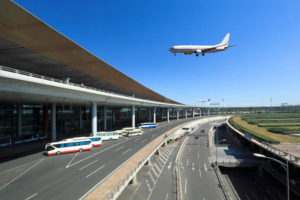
0 0 180 104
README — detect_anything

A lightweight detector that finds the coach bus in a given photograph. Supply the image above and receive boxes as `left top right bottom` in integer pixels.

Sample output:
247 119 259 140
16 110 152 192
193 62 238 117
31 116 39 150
95 131 119 140
44 139 92 156
122 127 143 137
63 136 102 147
139 122 157 129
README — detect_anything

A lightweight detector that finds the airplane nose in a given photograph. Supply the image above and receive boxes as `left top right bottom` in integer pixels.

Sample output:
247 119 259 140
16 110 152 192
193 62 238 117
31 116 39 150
169 47 174 52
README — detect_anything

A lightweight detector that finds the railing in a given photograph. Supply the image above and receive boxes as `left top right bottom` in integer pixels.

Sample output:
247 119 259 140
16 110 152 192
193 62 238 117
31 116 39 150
0 65 133 98
227 120 300 166
104 131 177 200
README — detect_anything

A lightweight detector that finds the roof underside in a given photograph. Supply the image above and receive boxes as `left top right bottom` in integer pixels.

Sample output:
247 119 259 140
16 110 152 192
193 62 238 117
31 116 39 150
0 0 180 104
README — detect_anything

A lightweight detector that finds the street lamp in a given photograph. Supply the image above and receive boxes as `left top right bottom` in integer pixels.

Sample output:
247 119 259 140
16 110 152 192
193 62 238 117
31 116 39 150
215 126 226 168
253 153 290 200
198 98 210 116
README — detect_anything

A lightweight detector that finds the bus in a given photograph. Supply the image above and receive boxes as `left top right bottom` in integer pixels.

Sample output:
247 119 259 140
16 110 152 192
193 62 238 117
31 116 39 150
139 122 157 129
95 131 119 140
44 139 92 156
122 127 143 137
63 136 102 147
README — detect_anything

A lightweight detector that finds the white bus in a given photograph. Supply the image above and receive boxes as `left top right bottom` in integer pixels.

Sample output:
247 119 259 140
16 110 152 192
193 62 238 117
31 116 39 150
95 131 119 140
63 136 102 147
122 127 143 137
44 139 92 156
139 122 157 129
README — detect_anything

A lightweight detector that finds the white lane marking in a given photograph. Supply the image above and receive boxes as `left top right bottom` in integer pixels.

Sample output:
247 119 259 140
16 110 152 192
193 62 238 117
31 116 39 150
0 159 42 175
114 145 125 151
160 155 168 162
66 152 79 168
151 167 159 178
165 193 169 200
145 179 152 192
79 160 98 171
204 163 207 172
161 153 168 161
203 198 206 200
25 193 38 200
186 158 189 167
69 139 129 168
180 162 184 170
122 148 132 155
154 163 161 173
0 158 44 190
168 161 172 170
148 172 155 184
86 165 105 178
151 135 156 138
208 157 211 164
192 162 195 171
141 139 147 143
134 138 141 142
157 159 164 168
199 167 202 178
198 153 199 158
184 178 187 194
173 166 176 174
159 157 166 165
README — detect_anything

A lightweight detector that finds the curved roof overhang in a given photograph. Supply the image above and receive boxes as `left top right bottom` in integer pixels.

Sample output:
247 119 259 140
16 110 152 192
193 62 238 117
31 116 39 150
0 0 181 104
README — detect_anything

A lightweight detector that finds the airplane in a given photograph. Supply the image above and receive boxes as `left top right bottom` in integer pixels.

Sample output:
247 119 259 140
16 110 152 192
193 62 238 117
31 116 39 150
169 33 233 56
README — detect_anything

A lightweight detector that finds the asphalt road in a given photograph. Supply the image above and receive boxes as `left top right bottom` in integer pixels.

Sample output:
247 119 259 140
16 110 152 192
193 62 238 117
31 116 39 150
118 119 226 200
0 118 198 200
178 121 224 200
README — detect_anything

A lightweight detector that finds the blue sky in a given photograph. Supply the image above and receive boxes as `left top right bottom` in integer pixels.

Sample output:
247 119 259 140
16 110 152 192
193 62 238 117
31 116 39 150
16 0 300 106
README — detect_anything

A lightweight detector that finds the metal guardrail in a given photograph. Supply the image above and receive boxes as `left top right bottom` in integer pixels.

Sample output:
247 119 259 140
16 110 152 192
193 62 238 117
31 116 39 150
227 120 300 166
104 131 177 200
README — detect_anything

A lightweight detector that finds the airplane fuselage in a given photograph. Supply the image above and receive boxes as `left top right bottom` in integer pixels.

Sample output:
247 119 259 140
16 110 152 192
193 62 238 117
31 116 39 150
169 33 230 56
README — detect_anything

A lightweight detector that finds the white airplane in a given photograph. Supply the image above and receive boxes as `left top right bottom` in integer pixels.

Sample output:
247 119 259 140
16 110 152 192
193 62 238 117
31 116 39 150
169 33 233 56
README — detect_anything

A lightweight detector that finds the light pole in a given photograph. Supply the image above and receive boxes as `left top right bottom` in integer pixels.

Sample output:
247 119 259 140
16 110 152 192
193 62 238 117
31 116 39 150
215 126 226 168
253 153 289 200
198 98 210 116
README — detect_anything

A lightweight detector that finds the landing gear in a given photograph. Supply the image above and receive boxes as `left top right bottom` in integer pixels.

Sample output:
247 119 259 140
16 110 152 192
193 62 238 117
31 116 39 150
174 53 176 56
196 54 199 56
202 53 205 56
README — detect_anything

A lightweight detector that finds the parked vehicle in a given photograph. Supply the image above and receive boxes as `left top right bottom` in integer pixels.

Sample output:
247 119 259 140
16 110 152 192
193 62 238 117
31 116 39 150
122 127 143 137
95 131 119 140
44 139 92 156
64 136 102 147
139 122 157 129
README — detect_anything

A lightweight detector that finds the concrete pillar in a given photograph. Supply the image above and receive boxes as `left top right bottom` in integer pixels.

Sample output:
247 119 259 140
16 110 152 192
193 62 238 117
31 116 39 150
192 108 195 118
177 110 179 120
79 107 83 129
167 108 170 123
153 107 156 123
185 109 188 119
132 105 136 128
92 102 97 136
43 105 49 136
104 105 107 130
148 108 152 122
130 175 138 186
17 104 22 137
51 103 56 141
199 108 201 117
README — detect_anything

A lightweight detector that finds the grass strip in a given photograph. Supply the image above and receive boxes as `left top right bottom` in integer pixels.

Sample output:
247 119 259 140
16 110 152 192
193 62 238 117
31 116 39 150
229 117 280 144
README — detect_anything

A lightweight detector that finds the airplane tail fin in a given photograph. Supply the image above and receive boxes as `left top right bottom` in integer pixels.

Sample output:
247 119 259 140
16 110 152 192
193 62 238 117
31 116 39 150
220 33 230 46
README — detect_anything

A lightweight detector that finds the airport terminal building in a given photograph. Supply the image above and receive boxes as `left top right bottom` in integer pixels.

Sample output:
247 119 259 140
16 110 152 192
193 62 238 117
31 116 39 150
0 1 203 146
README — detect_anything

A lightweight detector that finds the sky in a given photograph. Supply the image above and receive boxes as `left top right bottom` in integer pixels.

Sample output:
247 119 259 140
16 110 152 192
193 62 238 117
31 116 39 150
15 0 300 107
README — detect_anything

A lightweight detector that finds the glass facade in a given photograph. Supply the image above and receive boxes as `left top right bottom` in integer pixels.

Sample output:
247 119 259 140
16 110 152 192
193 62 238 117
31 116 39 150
0 103 194 144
